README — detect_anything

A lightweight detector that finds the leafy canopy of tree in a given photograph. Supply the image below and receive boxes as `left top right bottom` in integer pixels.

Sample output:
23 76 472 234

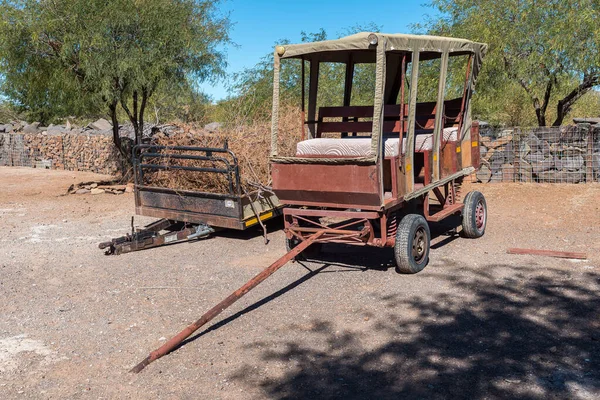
0 0 230 155
422 0 600 126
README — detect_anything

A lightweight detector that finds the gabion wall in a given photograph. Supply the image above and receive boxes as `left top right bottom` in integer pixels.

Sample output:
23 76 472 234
475 124 599 183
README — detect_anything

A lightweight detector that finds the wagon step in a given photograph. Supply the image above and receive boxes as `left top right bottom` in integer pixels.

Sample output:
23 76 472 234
130 230 325 373
99 218 214 255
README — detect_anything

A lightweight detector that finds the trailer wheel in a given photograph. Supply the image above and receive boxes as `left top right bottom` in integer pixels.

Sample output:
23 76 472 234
461 191 487 238
394 214 431 274
286 236 321 261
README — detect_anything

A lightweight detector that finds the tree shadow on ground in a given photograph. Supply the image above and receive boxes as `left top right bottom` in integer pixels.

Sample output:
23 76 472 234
231 264 600 399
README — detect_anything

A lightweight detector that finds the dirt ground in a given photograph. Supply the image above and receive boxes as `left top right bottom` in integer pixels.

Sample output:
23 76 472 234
1 166 599 399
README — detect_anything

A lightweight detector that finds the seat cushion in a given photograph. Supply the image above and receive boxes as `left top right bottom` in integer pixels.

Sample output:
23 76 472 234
296 127 458 157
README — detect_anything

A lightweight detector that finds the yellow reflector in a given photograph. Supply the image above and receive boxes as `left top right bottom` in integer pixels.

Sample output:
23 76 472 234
472 141 478 147
456 146 461 153
245 211 274 227
433 154 438 161
406 164 412 172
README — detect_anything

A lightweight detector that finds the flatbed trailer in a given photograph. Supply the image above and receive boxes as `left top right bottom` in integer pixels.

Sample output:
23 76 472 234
100 143 282 254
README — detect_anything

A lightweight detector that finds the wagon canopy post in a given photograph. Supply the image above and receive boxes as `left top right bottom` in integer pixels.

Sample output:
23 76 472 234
397 53 407 158
308 59 320 139
458 53 474 168
371 33 387 204
342 54 354 138
432 50 449 182
270 50 281 158
405 50 420 195
301 56 306 141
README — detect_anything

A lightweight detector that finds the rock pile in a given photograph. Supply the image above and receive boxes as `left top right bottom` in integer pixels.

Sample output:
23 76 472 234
66 180 134 195
477 124 600 183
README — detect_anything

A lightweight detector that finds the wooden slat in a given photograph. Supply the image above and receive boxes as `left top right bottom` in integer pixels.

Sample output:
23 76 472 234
506 248 587 260
316 98 463 137
319 121 373 133
319 106 376 118
319 120 437 134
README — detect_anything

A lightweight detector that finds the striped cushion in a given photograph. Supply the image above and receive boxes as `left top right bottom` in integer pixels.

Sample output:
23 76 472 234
296 127 459 157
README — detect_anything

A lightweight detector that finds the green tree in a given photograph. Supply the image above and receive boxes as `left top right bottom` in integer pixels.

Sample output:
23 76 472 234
422 0 600 126
0 0 230 156
224 25 381 124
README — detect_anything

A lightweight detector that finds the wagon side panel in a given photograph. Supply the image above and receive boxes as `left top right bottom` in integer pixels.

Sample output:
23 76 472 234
271 162 381 209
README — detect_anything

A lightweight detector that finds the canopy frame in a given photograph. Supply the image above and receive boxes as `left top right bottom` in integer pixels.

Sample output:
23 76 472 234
270 32 487 203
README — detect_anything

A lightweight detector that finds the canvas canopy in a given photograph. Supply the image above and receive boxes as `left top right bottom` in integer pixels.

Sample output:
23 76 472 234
279 32 487 62
270 32 488 167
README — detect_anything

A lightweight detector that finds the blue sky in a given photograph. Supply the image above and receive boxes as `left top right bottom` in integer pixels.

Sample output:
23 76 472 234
200 0 438 100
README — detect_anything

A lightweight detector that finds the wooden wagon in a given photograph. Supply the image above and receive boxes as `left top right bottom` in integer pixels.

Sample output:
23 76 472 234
270 32 488 272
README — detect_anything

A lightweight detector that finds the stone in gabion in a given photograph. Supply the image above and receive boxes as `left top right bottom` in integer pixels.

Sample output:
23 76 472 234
562 155 584 172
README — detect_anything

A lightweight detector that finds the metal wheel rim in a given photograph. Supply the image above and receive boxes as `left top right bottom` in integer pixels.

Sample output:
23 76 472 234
475 200 486 231
412 227 427 263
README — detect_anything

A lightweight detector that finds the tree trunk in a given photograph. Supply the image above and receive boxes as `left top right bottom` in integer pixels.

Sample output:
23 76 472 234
119 82 156 160
534 102 546 127
109 100 126 159
139 86 149 144
108 99 132 177
121 89 151 146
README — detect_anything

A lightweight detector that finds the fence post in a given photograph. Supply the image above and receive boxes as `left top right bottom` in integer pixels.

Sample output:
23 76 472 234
513 128 521 182
585 124 593 183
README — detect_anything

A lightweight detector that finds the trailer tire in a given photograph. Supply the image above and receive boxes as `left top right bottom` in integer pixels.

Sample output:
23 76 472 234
286 237 321 261
394 214 430 274
461 191 487 238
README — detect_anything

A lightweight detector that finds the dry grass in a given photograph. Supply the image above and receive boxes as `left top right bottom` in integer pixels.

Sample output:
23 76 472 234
144 106 303 194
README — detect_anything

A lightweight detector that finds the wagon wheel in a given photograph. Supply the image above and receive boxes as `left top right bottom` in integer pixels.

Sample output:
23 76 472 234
394 214 431 274
461 191 487 238
286 217 323 261
286 236 322 261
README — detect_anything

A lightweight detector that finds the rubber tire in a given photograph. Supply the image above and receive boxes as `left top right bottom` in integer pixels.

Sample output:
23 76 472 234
394 214 431 274
461 191 487 238
286 237 321 261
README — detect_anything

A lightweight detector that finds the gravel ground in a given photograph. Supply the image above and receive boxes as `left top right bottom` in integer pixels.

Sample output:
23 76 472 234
1 166 599 399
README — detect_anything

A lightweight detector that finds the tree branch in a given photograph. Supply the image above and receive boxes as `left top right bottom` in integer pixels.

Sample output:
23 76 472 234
139 86 149 140
552 73 600 126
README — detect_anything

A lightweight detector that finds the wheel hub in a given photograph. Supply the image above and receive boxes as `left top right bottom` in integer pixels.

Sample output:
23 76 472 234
475 200 486 230
412 228 427 263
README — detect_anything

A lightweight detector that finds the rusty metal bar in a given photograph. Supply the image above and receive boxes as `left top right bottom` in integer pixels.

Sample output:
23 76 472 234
284 208 380 220
425 202 464 222
432 187 446 205
289 226 364 235
507 248 587 260
130 231 324 373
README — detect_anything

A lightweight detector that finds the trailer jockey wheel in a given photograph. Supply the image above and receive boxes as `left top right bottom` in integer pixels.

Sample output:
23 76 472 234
394 214 431 274
286 236 322 261
461 191 487 238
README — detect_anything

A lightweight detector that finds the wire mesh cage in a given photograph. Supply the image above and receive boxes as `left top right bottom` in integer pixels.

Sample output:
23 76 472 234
0 133 37 168
0 131 123 173
474 124 600 184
